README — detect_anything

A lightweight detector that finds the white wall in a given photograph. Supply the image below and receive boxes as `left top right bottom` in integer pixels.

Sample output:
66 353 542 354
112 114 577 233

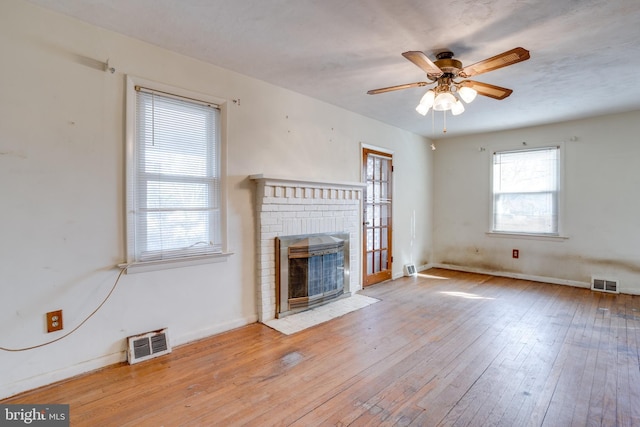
0 0 433 398
433 111 640 294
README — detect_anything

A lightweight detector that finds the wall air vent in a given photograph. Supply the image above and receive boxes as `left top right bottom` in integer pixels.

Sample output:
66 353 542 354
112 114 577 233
591 277 619 294
127 328 171 364
404 264 417 277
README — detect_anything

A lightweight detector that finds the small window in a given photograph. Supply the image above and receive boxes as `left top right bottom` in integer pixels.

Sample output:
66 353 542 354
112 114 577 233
126 80 223 263
492 146 560 235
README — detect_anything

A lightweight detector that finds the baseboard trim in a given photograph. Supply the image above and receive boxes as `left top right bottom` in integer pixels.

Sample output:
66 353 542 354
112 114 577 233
1 351 125 400
417 263 434 272
430 263 591 289
173 315 259 346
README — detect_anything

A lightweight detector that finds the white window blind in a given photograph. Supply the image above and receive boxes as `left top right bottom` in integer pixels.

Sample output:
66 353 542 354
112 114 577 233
492 147 559 235
132 87 221 262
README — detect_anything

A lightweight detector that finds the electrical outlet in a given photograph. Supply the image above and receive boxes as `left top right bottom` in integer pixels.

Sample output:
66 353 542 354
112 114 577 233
512 249 519 259
46 310 63 333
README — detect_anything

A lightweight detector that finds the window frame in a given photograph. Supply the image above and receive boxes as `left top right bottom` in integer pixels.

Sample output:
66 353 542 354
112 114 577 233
489 144 565 239
125 76 230 273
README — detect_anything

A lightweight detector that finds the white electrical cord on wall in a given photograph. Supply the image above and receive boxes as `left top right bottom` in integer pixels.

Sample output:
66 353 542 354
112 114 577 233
0 264 128 352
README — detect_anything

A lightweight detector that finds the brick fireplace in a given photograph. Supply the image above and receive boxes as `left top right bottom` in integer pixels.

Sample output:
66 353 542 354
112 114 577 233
250 175 365 322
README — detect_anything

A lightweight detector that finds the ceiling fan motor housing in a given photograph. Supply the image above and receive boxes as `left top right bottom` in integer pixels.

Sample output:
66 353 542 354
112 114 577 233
433 55 462 78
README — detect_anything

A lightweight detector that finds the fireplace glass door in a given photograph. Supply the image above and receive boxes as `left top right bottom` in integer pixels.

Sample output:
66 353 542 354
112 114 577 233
276 233 349 317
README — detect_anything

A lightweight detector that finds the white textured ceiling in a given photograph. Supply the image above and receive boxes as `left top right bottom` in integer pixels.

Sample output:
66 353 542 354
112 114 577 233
26 0 640 138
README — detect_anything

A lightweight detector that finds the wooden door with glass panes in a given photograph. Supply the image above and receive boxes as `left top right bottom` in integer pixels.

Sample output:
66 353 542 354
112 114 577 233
362 148 393 286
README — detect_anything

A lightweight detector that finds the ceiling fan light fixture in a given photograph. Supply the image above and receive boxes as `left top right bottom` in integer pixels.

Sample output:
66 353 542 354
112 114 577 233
451 100 465 116
458 86 478 103
433 92 456 111
367 47 530 133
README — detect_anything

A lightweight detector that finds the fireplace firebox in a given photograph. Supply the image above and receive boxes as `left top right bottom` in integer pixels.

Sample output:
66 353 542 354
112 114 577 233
276 233 350 318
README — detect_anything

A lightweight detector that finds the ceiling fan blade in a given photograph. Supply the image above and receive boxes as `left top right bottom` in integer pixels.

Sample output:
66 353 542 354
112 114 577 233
460 47 530 77
367 82 429 95
402 51 443 77
461 80 513 100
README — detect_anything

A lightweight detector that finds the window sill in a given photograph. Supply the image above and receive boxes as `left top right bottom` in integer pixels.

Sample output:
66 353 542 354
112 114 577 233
119 252 233 274
486 231 568 242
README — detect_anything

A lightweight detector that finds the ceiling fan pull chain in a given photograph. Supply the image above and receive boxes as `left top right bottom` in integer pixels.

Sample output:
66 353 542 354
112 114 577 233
431 107 435 135
443 110 447 134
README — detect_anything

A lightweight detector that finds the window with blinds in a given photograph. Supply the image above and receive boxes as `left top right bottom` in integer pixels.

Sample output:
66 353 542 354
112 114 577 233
129 86 222 262
492 146 560 235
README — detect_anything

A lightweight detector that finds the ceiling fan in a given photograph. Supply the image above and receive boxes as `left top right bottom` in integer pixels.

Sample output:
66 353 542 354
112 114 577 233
367 47 530 124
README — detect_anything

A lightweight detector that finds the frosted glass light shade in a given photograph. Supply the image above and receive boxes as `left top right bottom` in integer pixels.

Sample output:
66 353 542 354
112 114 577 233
458 86 478 103
416 103 430 116
419 90 435 108
451 100 465 116
433 92 456 111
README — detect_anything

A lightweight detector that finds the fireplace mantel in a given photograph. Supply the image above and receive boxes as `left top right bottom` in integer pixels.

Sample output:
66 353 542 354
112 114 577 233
250 174 365 191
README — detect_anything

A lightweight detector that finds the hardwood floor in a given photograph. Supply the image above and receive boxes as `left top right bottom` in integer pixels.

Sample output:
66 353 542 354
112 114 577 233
3 269 640 426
